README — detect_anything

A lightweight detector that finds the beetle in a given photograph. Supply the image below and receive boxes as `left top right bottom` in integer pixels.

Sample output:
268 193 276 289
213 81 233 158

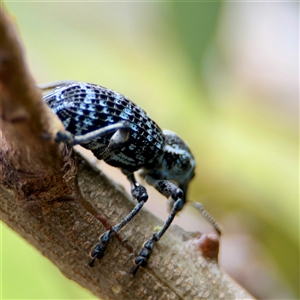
41 81 221 274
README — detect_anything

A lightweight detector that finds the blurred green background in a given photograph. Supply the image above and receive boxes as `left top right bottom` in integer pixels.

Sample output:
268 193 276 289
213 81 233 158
2 1 298 299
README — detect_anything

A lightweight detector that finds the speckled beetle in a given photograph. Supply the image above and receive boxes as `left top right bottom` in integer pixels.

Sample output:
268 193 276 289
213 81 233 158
41 81 221 275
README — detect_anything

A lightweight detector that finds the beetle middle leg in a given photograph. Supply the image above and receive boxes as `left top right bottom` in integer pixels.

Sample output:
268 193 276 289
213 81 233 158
86 127 150 266
89 171 148 267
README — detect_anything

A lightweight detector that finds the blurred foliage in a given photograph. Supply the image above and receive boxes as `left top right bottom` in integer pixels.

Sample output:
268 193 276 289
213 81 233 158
2 1 298 299
170 1 221 79
2 224 94 299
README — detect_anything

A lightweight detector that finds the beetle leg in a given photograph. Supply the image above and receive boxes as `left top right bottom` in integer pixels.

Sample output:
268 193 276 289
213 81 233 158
53 122 130 146
89 172 148 267
131 176 183 275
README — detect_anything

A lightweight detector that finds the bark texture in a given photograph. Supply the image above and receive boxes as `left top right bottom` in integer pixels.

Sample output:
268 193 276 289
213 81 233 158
0 8 255 300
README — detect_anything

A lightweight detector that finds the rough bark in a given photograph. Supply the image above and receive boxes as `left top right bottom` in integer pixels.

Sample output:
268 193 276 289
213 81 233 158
0 8 255 300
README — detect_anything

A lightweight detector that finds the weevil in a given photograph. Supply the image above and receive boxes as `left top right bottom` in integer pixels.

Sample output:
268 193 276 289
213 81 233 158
41 81 221 275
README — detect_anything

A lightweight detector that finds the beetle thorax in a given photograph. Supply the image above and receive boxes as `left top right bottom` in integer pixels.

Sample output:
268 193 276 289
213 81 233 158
141 130 195 188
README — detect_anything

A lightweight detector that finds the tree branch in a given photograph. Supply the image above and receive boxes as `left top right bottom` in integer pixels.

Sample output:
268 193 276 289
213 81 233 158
0 8 254 300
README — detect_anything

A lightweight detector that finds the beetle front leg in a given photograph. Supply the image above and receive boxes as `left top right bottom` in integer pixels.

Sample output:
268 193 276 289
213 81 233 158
131 176 184 275
145 176 185 210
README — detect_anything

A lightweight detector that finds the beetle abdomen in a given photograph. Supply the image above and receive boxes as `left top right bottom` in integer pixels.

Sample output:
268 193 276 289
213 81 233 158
44 82 164 170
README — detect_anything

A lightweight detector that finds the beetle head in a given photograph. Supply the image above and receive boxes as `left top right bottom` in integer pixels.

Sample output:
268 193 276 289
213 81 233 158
160 130 195 192
142 130 195 203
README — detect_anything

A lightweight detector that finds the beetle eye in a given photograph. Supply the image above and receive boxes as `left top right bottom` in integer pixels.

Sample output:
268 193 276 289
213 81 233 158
181 159 189 169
